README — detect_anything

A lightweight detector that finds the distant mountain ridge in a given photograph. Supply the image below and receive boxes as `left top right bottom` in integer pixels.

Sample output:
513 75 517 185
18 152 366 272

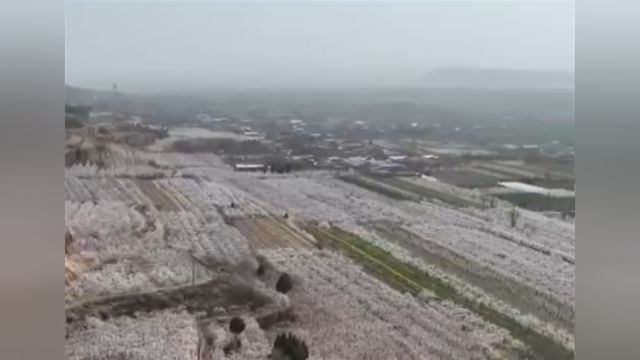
423 68 574 89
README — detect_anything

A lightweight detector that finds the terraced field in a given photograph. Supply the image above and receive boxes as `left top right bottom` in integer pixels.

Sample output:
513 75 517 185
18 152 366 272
65 133 574 359
265 248 522 360
306 225 573 360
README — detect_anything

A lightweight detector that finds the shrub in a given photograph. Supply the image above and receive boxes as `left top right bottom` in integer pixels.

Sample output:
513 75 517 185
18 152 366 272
270 333 308 360
276 273 293 294
229 317 246 334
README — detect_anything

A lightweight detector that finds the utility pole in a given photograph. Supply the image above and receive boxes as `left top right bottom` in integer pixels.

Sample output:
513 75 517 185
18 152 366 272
191 253 195 286
197 336 201 360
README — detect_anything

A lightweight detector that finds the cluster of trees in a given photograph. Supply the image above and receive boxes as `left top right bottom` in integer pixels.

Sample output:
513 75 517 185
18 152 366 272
172 138 269 155
116 122 169 139
65 104 91 129
65 147 91 167
66 105 92 116
65 116 84 129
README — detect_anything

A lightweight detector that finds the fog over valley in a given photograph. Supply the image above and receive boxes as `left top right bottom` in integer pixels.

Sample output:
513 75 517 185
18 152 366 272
65 1 574 92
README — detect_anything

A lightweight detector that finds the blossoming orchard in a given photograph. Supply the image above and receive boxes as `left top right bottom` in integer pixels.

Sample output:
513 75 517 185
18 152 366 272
65 126 574 360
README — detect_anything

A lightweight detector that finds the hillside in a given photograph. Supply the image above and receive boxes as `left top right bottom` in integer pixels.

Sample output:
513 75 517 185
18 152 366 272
423 68 574 89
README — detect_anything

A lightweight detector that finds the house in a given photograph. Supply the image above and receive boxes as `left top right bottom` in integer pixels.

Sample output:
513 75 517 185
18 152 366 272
421 154 439 160
389 155 407 162
196 113 213 122
234 163 265 172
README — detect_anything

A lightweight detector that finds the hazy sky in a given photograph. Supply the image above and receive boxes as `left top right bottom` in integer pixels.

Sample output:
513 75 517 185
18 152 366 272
65 1 574 91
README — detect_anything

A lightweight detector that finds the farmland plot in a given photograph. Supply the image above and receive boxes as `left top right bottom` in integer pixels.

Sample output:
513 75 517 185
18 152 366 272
153 179 201 211
474 162 539 179
158 177 268 217
64 176 256 300
465 167 513 181
432 168 502 188
255 173 574 267
65 139 574 359
139 151 222 169
65 175 94 203
66 249 197 299
65 200 187 298
234 216 315 250
369 221 574 332
67 163 100 177
243 172 573 256
230 173 575 333
400 175 487 206
65 200 165 258
132 179 182 211
256 174 416 224
376 176 482 208
403 222 574 313
196 178 268 217
66 310 199 360
304 226 573 359
66 176 145 204
337 174 420 201
472 206 576 256
103 144 148 169
158 210 253 263
65 210 253 300
265 249 520 360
